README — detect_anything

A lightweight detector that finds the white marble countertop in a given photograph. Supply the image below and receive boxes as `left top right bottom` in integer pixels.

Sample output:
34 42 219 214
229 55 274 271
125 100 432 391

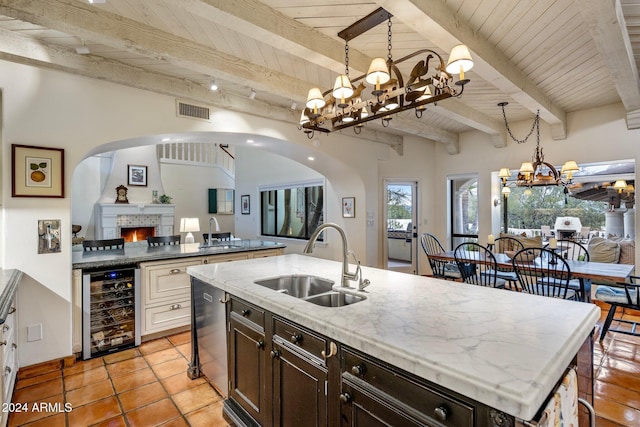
187 254 600 421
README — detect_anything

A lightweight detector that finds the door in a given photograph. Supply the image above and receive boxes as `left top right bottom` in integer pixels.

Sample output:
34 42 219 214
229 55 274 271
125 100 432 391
384 181 418 274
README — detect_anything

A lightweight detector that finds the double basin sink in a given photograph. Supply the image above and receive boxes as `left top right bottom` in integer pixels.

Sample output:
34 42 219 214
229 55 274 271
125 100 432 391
254 274 365 307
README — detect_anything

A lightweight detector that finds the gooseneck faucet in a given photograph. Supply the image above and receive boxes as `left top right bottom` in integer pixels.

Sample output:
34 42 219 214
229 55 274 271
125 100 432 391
203 216 220 248
303 223 370 290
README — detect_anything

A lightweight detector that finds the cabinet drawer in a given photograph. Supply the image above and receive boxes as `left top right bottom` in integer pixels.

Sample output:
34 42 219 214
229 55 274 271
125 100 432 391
143 299 191 334
250 249 283 258
229 298 264 329
342 348 474 427
273 317 327 363
143 260 201 304
203 253 250 264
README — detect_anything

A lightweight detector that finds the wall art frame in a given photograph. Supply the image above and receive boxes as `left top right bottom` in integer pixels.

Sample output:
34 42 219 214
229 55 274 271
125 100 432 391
342 197 355 218
128 164 148 186
12 144 65 198
241 194 250 215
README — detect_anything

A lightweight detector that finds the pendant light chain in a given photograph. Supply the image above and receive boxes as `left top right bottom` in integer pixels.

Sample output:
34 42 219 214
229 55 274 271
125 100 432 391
387 17 393 63
344 40 350 77
500 103 539 145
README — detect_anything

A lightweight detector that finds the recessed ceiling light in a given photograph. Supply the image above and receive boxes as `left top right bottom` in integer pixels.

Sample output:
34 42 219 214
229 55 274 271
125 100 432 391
246 139 254 144
161 137 171 142
249 89 256 100
308 157 315 161
210 79 218 91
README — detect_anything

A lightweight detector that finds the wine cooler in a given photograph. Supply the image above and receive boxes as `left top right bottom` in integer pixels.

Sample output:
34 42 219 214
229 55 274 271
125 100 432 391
82 266 141 359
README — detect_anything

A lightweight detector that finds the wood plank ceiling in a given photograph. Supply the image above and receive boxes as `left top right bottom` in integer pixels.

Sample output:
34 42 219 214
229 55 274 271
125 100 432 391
0 0 637 154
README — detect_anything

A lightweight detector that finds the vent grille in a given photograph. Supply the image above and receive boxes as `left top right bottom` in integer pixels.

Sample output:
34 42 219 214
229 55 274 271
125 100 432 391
176 100 210 121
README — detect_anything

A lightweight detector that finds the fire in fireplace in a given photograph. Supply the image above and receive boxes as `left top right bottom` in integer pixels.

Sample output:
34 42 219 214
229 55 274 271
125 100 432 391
121 227 155 242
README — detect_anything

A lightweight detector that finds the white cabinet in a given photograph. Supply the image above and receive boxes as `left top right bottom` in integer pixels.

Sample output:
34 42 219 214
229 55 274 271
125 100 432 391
140 259 201 336
0 298 17 427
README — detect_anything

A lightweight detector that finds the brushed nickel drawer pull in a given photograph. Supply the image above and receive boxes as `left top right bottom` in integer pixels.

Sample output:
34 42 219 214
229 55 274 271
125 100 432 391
169 269 182 274
2 324 9 332
169 303 182 310
322 341 337 359
4 366 11 375
0 341 6 347
7 307 15 314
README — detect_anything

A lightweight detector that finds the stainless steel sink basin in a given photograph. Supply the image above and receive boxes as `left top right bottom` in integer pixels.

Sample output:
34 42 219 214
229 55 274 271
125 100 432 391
254 275 334 298
303 292 366 307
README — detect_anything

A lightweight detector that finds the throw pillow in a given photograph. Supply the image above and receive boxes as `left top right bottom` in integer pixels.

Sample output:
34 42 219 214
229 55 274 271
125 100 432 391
618 239 635 265
588 237 621 263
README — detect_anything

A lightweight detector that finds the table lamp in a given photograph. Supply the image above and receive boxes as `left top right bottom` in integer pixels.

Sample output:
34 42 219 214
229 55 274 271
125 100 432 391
180 218 200 243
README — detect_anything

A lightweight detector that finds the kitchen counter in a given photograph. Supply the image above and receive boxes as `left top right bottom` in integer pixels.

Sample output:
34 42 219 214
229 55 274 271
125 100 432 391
187 253 600 421
72 240 285 269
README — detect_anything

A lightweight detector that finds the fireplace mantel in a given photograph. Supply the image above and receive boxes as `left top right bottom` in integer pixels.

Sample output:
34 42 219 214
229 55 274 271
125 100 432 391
95 203 175 239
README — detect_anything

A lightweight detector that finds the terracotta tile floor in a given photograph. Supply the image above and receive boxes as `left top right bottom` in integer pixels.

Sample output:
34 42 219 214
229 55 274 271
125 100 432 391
7 305 640 426
8 331 232 427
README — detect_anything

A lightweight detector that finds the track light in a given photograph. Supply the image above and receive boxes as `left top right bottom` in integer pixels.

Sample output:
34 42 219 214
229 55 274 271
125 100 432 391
210 79 218 91
249 89 256 100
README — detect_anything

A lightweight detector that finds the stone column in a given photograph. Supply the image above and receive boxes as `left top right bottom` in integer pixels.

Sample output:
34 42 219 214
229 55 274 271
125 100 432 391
623 207 635 238
605 210 625 237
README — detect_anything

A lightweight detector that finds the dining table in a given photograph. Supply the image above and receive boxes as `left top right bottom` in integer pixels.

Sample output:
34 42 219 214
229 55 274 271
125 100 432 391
430 250 635 301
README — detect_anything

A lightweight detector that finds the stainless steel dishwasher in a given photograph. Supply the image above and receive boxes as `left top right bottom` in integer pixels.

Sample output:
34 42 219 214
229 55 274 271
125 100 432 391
191 277 228 398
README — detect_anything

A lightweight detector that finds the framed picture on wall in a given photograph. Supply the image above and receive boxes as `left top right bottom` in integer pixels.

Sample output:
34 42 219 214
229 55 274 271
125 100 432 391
128 164 147 186
241 195 250 214
11 144 65 198
342 197 355 218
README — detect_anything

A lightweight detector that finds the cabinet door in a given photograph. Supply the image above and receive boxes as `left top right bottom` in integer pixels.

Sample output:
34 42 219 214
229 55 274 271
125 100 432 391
272 343 328 427
228 315 268 425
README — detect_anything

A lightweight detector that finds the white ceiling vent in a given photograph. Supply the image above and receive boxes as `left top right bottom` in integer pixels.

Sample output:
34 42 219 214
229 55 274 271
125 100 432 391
176 100 210 121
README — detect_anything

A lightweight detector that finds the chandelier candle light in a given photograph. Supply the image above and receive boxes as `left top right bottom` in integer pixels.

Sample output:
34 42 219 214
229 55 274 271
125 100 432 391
498 102 579 189
300 8 473 137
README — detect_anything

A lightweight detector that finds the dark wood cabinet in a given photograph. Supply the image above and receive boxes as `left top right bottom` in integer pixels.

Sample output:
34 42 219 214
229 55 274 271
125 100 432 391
228 299 269 425
271 340 328 427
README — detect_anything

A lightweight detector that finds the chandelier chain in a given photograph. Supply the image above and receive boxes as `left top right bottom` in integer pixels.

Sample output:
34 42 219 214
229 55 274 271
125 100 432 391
387 17 393 62
500 103 539 145
344 40 350 77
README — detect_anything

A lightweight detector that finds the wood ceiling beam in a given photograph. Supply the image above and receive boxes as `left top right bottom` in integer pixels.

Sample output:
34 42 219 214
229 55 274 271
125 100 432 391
0 27 403 149
376 0 569 140
0 0 470 148
0 0 312 102
575 0 640 129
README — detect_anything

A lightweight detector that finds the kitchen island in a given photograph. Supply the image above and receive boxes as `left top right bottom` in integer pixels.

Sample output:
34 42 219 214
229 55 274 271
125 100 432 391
188 253 599 426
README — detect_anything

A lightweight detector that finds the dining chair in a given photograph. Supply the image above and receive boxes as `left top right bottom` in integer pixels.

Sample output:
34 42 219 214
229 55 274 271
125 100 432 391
595 275 640 340
454 242 506 288
578 227 591 244
147 235 181 246
420 233 461 280
82 238 125 251
512 248 578 300
490 236 524 289
203 232 232 244
543 239 591 301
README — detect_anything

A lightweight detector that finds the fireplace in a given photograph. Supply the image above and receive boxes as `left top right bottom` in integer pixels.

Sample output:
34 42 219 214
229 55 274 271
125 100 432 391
121 226 155 243
95 203 175 240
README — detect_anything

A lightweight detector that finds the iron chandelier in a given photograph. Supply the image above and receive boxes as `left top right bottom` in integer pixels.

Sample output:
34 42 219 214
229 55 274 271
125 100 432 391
299 8 473 138
497 102 578 192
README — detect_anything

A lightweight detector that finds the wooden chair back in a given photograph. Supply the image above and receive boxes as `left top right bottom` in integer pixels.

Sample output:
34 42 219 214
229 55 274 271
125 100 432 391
82 238 125 251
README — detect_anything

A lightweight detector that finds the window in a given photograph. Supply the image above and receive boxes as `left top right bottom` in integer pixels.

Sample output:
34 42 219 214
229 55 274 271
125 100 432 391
260 182 324 240
449 174 479 249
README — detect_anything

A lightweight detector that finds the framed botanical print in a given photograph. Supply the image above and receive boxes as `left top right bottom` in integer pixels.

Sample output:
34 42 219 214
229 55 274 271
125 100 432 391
241 194 250 214
12 144 65 198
